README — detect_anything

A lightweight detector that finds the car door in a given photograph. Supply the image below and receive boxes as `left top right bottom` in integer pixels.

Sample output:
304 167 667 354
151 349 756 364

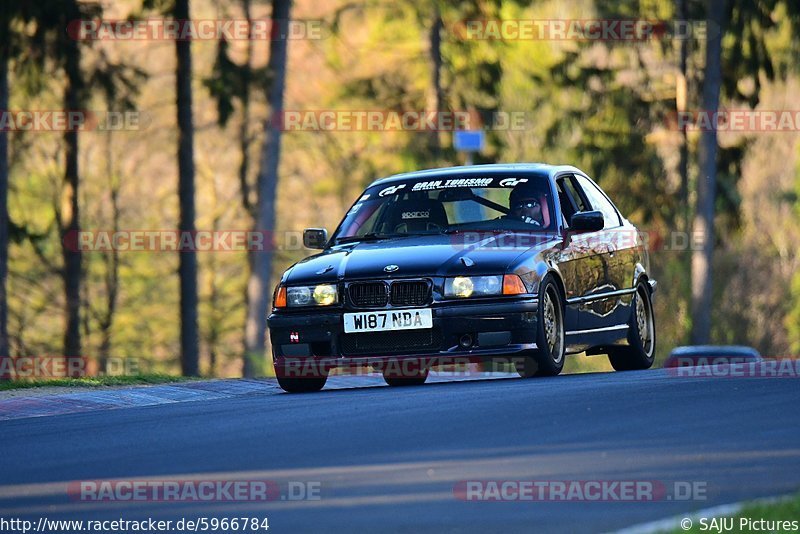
554 174 614 344
557 174 615 339
572 174 632 329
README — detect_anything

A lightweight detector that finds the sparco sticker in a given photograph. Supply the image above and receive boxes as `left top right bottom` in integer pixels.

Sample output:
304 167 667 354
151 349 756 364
401 211 430 219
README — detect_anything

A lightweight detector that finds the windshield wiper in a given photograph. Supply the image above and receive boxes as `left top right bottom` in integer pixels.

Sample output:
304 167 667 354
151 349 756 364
334 232 404 244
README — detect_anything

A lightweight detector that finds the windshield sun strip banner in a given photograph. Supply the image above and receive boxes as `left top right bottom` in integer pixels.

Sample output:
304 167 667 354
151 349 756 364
374 176 541 197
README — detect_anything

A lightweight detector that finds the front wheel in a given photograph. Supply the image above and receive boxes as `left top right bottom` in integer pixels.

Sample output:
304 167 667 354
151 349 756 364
607 282 656 371
276 375 328 393
516 277 565 378
383 367 428 387
275 360 328 393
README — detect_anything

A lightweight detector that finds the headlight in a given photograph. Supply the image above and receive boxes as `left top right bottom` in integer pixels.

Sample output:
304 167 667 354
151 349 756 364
444 275 527 298
445 276 503 298
282 284 338 307
313 284 337 305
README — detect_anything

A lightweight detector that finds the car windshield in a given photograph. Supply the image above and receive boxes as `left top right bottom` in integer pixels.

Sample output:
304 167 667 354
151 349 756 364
332 173 556 243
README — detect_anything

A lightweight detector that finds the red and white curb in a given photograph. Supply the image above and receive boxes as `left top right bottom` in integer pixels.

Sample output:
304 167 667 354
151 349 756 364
0 379 277 421
0 372 520 421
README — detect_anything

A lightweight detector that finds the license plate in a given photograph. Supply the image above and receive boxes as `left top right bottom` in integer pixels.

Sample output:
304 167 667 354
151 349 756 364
343 308 433 333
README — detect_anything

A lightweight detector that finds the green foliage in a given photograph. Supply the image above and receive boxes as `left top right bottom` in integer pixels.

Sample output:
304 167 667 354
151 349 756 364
787 147 800 353
787 270 800 353
723 0 800 106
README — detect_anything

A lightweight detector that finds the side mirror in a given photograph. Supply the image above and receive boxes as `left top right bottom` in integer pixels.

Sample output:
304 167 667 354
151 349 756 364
570 211 604 233
303 228 328 249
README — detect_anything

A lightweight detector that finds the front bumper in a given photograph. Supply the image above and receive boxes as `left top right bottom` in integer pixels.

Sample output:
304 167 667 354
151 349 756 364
268 298 539 369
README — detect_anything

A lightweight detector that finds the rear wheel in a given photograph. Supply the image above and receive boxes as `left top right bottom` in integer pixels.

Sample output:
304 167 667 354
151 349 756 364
607 282 656 371
516 277 565 378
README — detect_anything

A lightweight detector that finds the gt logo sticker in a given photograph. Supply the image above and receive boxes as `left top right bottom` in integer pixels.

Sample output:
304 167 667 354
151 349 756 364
401 211 430 219
379 184 406 197
499 178 528 187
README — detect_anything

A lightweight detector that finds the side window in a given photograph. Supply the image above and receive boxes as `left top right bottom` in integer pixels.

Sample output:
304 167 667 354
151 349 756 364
557 175 588 227
574 175 622 228
556 179 575 223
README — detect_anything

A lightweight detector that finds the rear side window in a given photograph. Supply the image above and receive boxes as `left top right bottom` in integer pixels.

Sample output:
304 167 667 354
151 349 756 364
574 175 622 228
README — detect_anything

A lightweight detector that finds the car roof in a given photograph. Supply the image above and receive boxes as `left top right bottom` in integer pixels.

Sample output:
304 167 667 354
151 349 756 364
368 163 586 188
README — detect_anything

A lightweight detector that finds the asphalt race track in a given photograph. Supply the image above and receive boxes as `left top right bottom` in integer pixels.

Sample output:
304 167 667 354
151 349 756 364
1 369 799 533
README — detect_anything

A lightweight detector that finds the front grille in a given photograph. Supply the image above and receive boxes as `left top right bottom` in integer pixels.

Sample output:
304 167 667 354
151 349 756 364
391 281 430 307
348 282 388 307
340 329 441 355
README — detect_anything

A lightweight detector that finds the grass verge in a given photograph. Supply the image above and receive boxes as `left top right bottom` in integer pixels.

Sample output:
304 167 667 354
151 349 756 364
674 492 800 532
0 374 193 391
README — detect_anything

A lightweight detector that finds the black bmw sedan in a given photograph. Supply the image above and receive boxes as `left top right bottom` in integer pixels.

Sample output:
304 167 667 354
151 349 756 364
268 164 656 392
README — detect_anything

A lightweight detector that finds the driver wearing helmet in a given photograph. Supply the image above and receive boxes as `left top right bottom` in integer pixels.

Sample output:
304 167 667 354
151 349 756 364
506 182 548 227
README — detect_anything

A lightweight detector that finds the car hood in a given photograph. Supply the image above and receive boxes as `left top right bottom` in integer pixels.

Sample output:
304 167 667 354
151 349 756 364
281 232 562 284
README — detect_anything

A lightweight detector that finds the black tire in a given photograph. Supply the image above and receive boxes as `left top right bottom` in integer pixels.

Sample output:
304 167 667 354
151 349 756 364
608 282 656 371
277 374 328 393
516 277 566 378
275 359 328 393
383 368 428 387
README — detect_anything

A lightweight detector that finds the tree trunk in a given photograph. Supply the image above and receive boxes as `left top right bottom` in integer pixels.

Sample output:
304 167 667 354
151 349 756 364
175 0 199 376
98 131 119 373
690 0 726 345
239 0 254 220
243 0 291 377
204 175 222 376
676 0 689 232
427 5 443 160
0 11 10 379
240 0 257 374
61 26 82 376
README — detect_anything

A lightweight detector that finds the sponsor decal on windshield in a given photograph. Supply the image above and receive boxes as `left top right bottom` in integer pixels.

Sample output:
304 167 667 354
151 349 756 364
378 184 406 197
411 177 494 191
401 211 430 219
499 177 528 187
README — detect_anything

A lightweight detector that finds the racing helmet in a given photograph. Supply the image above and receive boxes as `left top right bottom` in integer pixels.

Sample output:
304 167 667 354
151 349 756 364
508 181 549 226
